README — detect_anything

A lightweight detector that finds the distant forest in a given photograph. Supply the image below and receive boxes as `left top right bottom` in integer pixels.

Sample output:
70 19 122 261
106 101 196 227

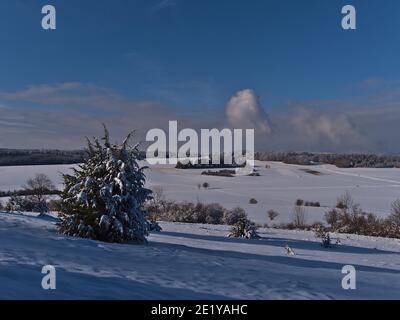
255 152 400 168
0 149 85 167
1 149 400 168
0 149 147 167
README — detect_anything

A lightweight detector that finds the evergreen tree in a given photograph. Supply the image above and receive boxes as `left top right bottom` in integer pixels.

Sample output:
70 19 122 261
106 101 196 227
57 126 152 243
228 217 260 239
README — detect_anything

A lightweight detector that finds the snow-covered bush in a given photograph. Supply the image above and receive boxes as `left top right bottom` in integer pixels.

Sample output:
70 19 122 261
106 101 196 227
228 218 260 239
157 202 195 223
314 225 332 248
5 194 49 213
5 174 55 214
146 220 162 232
148 201 226 225
223 207 247 225
57 126 152 244
145 200 249 226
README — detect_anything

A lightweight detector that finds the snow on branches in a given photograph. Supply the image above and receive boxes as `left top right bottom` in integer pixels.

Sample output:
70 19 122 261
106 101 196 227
58 125 152 243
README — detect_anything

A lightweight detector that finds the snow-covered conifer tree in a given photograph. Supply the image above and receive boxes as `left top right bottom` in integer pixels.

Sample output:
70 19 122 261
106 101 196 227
58 126 152 243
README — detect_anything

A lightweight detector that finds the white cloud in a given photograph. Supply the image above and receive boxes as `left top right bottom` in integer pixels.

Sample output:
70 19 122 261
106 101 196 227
1 82 400 153
225 89 272 133
290 108 362 145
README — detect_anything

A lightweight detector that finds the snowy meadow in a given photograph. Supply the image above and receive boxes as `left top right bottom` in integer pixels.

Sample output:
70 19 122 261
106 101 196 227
1 160 400 299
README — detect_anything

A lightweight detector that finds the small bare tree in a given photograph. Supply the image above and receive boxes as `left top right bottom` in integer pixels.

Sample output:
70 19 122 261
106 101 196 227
25 174 55 205
388 199 400 234
268 209 279 221
146 186 166 221
336 191 354 210
6 173 56 214
151 186 166 205
293 205 306 228
391 199 400 216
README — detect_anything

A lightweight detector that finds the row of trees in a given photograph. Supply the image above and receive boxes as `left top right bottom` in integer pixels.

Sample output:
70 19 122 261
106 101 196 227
255 152 400 168
0 149 85 166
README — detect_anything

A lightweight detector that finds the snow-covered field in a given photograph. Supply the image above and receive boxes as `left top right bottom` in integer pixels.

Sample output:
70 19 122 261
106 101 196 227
2 161 400 223
0 212 399 300
1 161 400 300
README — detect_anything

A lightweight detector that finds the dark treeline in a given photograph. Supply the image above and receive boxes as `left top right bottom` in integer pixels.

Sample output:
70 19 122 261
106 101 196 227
255 152 400 168
0 188 60 198
176 160 246 170
0 149 85 167
2 149 400 168
0 149 147 167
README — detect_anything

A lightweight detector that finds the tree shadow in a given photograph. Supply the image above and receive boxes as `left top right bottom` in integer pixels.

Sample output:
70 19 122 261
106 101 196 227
150 240 400 275
156 230 400 255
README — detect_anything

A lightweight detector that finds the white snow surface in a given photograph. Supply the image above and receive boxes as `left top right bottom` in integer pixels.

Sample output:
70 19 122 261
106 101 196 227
1 161 400 299
0 212 400 300
2 161 400 223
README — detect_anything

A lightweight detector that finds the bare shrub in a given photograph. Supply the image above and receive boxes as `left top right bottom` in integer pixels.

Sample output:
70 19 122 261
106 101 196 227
324 209 341 231
336 191 354 210
202 203 225 225
151 186 166 205
296 199 320 207
304 201 321 207
25 174 55 205
145 200 228 225
146 187 166 221
6 174 55 213
386 199 400 236
292 205 307 228
325 202 390 238
249 198 258 204
48 199 62 212
391 199 400 215
201 170 235 177
267 209 279 221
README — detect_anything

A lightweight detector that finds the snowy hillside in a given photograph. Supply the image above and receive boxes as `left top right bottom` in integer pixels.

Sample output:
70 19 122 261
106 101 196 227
1 212 399 300
1 161 400 224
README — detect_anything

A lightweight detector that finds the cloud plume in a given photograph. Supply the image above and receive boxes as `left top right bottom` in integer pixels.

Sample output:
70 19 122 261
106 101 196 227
225 89 272 133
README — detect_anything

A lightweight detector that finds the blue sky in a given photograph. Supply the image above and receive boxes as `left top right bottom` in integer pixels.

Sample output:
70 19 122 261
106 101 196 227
1 0 400 152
